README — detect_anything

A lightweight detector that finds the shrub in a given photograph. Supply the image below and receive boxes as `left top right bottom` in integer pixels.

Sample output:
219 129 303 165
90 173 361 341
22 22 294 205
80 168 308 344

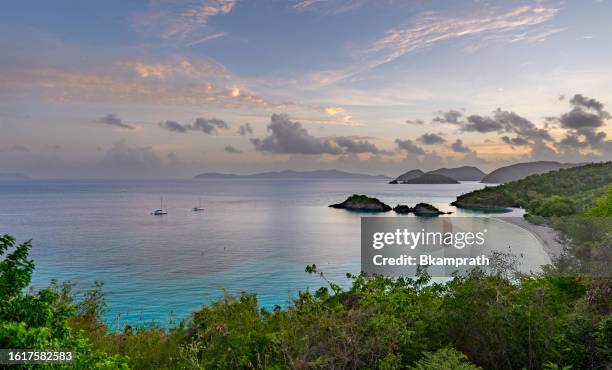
534 196 578 217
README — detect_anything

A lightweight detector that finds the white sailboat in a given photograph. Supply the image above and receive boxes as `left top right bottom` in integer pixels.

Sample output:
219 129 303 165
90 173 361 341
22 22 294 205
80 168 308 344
151 197 168 215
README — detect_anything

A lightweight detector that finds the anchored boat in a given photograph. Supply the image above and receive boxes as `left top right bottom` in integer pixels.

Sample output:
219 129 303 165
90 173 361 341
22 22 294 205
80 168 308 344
151 197 168 215
192 198 204 212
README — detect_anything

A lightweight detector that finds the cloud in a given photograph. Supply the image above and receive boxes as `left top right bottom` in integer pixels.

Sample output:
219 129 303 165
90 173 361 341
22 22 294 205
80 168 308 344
185 32 227 46
94 113 134 130
551 94 610 151
432 110 463 125
450 139 471 153
462 115 505 133
119 57 232 81
395 139 425 155
459 109 553 147
292 0 323 10
558 108 606 130
160 120 188 133
0 56 289 112
224 145 242 153
192 117 229 134
130 0 236 43
418 133 446 145
1 55 349 124
251 114 342 155
319 106 355 125
557 134 589 149
310 5 560 85
364 6 559 70
501 136 530 146
334 136 382 154
569 94 607 115
557 130 607 149
237 122 253 136
101 141 162 171
406 119 425 125
438 108 555 155
462 26 565 53
554 94 610 135
250 115 384 156
490 110 553 141
160 117 229 134
292 0 368 14
442 94 610 157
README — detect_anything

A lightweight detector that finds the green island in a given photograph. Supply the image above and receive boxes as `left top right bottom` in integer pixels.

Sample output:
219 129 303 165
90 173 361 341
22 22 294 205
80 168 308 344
1 165 611 369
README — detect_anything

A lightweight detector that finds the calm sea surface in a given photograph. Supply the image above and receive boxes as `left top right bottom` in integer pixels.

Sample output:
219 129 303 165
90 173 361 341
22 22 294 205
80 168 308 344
0 179 549 327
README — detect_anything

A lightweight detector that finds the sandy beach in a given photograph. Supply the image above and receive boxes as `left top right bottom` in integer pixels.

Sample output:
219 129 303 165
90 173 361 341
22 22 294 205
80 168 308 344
497 217 565 260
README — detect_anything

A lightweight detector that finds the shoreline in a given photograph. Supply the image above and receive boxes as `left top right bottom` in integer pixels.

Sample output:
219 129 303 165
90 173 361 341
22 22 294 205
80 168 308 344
496 216 564 260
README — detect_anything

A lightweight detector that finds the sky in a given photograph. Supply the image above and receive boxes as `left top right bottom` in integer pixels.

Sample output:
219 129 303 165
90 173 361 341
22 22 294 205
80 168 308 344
0 0 611 178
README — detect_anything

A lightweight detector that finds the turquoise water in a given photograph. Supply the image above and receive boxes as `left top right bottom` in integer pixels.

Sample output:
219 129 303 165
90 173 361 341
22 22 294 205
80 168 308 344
0 179 546 327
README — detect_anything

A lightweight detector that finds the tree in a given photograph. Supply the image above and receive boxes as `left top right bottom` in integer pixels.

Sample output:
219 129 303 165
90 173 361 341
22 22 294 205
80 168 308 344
588 185 612 217
534 196 577 217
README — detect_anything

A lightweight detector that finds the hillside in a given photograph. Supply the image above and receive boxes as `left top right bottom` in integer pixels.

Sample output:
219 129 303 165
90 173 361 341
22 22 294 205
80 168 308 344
402 173 459 184
481 161 580 183
192 172 241 179
194 170 389 180
453 162 612 215
389 166 485 184
388 169 424 184
427 166 486 181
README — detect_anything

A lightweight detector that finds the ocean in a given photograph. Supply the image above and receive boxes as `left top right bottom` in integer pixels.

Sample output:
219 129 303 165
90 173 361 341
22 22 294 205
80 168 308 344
0 179 549 327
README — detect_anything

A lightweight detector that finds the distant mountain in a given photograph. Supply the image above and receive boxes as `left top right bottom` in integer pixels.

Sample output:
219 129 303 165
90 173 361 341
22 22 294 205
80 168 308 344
389 166 485 184
389 169 424 184
0 173 30 181
193 169 390 180
401 173 460 184
481 161 582 184
192 172 241 179
427 166 486 181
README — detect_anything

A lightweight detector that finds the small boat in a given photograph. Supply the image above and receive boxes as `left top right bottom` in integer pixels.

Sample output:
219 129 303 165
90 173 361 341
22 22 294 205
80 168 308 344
151 197 168 216
192 198 204 212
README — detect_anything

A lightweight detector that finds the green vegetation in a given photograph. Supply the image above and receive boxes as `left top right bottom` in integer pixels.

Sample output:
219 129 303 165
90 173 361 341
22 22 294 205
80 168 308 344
1 163 610 369
588 185 612 217
2 232 611 369
0 235 128 368
453 162 612 216
329 194 392 212
453 161 611 280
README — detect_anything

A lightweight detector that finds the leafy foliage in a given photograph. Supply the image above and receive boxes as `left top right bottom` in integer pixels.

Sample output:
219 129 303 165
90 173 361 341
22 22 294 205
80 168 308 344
410 347 481 370
588 185 612 217
1 233 611 369
0 234 128 368
454 162 612 216
156 265 610 370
